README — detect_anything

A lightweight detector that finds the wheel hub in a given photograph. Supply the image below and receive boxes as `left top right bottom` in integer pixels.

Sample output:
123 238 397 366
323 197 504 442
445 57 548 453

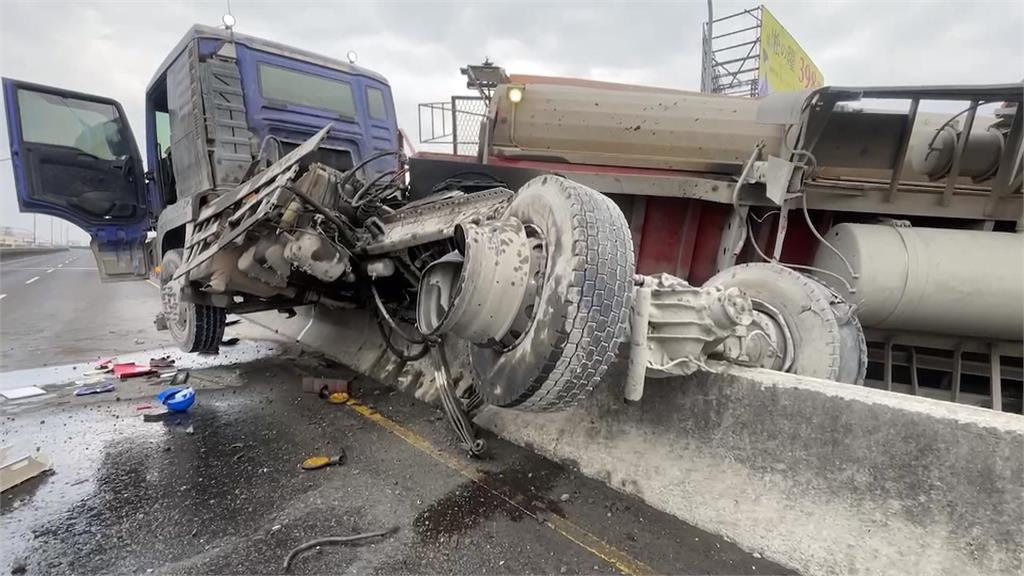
416 218 541 345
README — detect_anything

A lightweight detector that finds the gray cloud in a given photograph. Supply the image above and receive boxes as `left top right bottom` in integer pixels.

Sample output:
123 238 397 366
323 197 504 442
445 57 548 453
1 0 1020 242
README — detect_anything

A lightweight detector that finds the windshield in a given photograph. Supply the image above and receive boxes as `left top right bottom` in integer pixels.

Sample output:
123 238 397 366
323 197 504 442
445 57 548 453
258 63 356 117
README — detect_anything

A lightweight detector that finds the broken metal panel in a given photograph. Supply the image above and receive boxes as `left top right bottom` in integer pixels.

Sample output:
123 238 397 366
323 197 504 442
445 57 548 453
167 40 215 198
200 57 255 187
196 124 331 224
361 188 514 255
175 165 298 280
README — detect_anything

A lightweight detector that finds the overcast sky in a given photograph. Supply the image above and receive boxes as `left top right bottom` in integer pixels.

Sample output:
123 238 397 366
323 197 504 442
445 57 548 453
1 0 1021 243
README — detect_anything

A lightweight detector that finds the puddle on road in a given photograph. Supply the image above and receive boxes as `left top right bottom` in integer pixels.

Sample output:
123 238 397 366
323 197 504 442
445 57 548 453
0 339 286 392
413 456 567 541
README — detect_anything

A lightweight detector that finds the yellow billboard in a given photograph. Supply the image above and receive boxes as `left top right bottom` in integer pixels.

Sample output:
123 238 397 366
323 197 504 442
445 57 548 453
758 6 823 95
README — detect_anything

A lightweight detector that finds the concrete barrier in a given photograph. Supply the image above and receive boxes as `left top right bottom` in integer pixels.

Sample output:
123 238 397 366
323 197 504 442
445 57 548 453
249 304 1024 576
0 246 69 261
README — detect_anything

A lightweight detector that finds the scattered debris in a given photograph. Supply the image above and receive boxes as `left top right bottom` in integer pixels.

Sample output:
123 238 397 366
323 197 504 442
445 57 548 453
326 392 350 404
559 493 571 503
142 411 170 423
9 558 27 575
302 377 349 396
73 375 110 386
185 425 195 435
136 404 154 411
149 356 175 368
225 319 242 327
83 365 113 376
133 338 146 345
170 371 191 387
0 386 47 400
282 528 397 573
1 446 52 492
74 383 116 397
300 452 346 471
221 337 240 346
157 386 196 412
113 363 156 379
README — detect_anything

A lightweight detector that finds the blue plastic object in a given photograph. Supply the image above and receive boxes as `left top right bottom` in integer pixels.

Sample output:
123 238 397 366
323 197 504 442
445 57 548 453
157 386 195 412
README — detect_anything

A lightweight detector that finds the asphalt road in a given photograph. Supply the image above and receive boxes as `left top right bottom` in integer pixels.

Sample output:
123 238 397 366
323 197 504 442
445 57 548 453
0 247 173 371
0 249 792 575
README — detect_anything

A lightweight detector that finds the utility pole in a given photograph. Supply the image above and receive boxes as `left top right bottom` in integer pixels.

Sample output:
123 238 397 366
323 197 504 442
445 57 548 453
50 217 54 246
701 0 715 93
32 214 37 245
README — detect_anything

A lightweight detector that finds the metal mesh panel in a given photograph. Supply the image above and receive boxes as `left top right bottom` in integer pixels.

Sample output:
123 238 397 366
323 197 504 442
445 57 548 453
418 95 487 155
701 6 762 97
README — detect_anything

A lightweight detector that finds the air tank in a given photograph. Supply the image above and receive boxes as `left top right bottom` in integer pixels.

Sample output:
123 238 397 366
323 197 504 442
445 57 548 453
812 223 1023 341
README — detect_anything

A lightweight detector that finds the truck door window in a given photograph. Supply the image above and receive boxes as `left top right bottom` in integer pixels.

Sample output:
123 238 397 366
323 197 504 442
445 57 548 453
155 111 171 156
258 63 355 117
367 86 387 119
18 89 128 160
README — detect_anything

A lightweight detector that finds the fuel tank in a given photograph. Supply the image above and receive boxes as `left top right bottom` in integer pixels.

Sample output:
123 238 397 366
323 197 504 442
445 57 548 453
812 223 1023 341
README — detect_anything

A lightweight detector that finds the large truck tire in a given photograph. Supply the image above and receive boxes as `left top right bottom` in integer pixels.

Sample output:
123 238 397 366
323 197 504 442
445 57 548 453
160 249 226 354
705 263 866 385
470 175 635 412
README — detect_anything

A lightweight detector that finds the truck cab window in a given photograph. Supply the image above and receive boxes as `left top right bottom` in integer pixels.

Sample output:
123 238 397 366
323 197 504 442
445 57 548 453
367 86 387 119
18 89 127 160
258 63 355 117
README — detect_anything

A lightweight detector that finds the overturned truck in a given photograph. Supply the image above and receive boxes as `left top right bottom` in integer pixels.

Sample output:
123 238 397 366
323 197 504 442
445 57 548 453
4 26 1022 429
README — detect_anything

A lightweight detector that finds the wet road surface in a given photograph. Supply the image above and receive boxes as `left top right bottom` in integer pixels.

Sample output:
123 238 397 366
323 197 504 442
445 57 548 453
1 250 792 575
1 352 792 575
0 248 172 371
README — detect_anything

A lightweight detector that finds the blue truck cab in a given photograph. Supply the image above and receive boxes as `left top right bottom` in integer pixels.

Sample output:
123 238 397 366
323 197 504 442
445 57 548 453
3 24 399 280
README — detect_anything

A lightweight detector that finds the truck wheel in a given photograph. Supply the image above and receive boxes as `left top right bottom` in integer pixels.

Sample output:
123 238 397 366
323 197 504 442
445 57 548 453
469 175 635 411
160 249 226 354
705 263 866 385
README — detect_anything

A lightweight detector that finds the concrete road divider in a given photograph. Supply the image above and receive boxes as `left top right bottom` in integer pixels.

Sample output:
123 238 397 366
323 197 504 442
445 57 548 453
251 304 1023 576
0 246 69 261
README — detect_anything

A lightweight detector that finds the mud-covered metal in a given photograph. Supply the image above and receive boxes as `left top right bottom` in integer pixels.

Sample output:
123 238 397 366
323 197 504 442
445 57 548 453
416 218 532 343
361 188 514 255
630 273 753 381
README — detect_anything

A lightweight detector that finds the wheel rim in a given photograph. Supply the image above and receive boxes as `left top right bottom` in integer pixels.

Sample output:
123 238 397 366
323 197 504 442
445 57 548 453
160 262 190 344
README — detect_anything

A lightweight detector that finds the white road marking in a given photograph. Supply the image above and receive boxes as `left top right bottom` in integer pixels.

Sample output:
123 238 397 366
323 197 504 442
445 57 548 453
57 264 63 268
46 268 55 273
0 294 6 300
146 279 161 289
25 276 40 285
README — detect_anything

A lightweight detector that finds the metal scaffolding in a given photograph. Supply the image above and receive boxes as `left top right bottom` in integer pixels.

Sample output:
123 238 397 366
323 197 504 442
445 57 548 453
701 4 762 97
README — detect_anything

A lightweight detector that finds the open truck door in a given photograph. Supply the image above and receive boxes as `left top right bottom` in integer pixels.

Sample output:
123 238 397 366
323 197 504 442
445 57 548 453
3 79 150 281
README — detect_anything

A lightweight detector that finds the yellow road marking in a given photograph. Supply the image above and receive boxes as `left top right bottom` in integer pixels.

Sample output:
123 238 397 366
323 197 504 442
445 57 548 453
141 275 652 575
344 398 654 576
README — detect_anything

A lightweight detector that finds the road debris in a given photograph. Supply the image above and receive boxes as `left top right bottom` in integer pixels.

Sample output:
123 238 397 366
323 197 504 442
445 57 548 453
302 376 349 396
299 452 346 471
221 337 240 346
1 446 52 492
113 363 156 379
157 386 196 412
149 356 175 368
326 392 350 404
282 528 397 573
142 411 170 423
74 383 115 396
0 386 47 400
